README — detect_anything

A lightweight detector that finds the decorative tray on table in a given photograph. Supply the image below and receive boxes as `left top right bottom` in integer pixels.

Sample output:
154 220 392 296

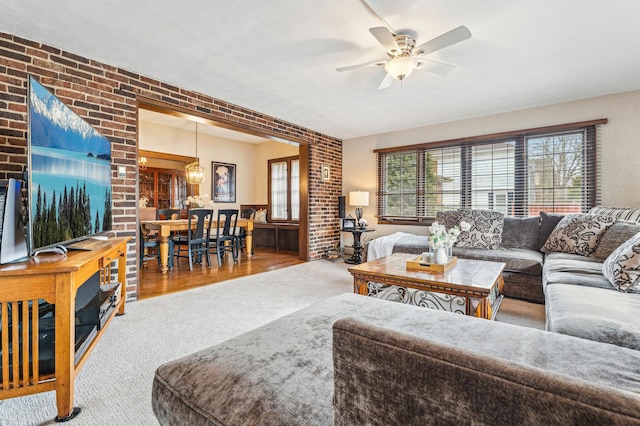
405 255 458 273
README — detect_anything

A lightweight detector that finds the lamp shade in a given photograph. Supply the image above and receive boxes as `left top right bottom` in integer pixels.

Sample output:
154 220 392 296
349 191 369 207
384 56 418 80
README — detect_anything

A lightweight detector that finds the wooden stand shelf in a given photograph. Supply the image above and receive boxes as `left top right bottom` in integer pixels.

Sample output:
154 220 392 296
0 237 130 421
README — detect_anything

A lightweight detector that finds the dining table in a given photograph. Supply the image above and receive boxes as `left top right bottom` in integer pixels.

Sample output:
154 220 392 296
141 218 254 273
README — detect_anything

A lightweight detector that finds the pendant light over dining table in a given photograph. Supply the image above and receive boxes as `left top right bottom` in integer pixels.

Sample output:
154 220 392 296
185 121 206 185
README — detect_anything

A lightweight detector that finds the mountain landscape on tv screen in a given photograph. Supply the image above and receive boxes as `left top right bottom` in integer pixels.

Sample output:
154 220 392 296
29 77 112 249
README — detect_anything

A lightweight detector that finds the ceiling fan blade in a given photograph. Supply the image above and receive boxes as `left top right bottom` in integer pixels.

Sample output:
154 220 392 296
377 73 395 90
413 25 472 56
336 59 387 73
416 59 456 76
361 0 396 34
369 27 400 52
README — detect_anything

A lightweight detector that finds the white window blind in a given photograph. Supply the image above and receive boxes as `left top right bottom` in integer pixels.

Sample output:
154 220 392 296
376 119 605 224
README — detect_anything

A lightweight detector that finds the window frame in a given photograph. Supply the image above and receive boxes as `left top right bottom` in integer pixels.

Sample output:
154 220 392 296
267 155 300 223
375 119 606 225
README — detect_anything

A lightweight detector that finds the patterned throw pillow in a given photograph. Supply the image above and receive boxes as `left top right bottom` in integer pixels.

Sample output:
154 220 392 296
436 209 504 250
602 232 640 292
255 209 268 223
456 209 504 249
588 206 640 223
435 210 462 230
541 214 616 256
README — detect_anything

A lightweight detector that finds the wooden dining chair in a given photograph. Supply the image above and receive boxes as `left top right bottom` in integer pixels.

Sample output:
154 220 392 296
237 208 255 256
174 208 213 271
156 208 181 220
210 209 239 266
156 208 181 261
139 223 174 268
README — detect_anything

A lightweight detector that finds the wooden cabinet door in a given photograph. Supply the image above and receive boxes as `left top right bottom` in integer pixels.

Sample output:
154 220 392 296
139 167 198 209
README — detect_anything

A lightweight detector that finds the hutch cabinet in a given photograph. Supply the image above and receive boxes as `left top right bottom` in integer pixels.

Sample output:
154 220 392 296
139 167 198 209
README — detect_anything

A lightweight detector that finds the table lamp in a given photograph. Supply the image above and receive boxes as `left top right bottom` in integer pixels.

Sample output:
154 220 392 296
349 191 369 221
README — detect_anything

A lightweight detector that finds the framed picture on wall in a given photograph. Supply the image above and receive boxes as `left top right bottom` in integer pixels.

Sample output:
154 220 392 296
212 161 236 203
321 163 331 182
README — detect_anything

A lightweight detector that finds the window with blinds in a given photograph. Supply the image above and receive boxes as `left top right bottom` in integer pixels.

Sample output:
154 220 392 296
376 120 605 224
268 156 299 222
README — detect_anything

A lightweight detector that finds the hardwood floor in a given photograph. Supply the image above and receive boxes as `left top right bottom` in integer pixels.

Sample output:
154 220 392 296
137 248 305 300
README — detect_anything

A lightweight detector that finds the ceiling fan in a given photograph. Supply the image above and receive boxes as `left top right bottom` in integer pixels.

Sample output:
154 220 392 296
337 0 472 89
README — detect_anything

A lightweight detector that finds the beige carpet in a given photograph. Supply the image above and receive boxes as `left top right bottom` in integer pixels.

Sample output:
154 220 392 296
0 260 545 425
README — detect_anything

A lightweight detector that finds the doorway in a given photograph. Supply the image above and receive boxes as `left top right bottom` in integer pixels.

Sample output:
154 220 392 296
136 101 309 298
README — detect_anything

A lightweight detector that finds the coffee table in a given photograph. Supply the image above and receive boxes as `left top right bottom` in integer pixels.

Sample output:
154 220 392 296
348 252 505 320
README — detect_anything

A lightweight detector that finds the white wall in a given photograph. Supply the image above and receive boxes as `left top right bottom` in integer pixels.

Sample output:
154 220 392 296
139 121 298 209
253 142 299 204
343 89 640 241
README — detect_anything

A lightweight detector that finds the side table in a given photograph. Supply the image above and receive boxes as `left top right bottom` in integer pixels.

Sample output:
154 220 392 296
342 228 375 264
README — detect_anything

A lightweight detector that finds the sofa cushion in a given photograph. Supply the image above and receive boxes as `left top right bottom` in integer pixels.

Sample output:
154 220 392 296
538 212 565 250
436 209 504 250
501 216 540 250
391 234 429 256
154 292 640 425
593 222 640 261
602 232 640 293
589 206 640 223
452 247 543 275
544 251 601 263
541 214 616 256
545 284 640 350
543 252 611 290
334 317 640 425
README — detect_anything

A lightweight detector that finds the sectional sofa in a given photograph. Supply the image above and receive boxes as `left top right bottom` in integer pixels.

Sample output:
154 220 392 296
153 293 640 425
152 207 640 425
374 207 640 350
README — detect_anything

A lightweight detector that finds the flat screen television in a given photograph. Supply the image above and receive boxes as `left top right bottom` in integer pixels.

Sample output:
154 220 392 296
27 76 112 254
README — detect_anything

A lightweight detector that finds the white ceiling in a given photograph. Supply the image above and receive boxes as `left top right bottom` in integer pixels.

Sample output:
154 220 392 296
2 1 640 141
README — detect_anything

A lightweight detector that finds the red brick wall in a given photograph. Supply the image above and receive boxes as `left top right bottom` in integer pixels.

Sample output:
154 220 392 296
0 32 342 297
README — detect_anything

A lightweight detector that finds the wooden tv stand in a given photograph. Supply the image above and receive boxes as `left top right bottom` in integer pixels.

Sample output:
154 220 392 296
0 237 130 421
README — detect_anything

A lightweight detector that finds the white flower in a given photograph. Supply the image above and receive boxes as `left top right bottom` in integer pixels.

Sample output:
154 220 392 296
185 194 214 208
429 221 470 249
139 196 149 208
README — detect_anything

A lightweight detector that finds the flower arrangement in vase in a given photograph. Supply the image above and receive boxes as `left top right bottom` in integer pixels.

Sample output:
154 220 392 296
185 194 214 209
429 221 471 264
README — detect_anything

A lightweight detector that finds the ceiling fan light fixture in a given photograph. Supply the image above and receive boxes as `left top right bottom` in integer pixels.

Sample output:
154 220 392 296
384 56 418 80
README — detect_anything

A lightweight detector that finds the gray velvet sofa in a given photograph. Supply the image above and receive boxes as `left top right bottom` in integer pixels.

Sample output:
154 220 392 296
153 293 640 425
385 208 640 350
388 213 558 303
543 251 640 350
